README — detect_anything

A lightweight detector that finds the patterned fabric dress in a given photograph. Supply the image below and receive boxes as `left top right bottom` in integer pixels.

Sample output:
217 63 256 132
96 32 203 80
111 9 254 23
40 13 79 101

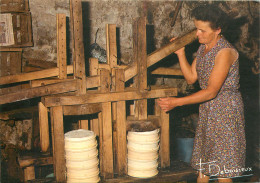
190 37 246 178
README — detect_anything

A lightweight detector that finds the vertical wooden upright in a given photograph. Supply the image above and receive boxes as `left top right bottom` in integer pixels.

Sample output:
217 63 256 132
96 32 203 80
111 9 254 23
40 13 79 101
57 13 67 79
160 108 170 168
106 24 117 68
70 0 86 95
115 69 127 175
51 106 66 182
38 102 49 152
133 17 148 120
99 69 114 178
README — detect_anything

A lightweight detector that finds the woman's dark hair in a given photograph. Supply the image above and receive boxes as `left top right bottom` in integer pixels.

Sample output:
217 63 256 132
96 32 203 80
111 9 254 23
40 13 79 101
191 4 230 33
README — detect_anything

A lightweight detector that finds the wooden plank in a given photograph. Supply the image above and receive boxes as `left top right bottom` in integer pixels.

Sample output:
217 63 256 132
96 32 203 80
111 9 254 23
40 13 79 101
78 120 89 130
18 153 53 168
38 102 49 153
57 14 67 79
70 0 86 94
63 103 101 115
90 118 99 136
25 59 57 69
101 102 113 179
135 17 147 120
126 115 160 131
43 87 178 107
0 80 77 105
24 166 35 181
51 106 66 182
30 78 74 88
160 109 170 168
0 65 73 85
0 48 22 51
124 29 197 82
115 69 127 175
86 75 100 89
89 58 99 76
99 69 113 178
106 24 117 68
151 67 183 76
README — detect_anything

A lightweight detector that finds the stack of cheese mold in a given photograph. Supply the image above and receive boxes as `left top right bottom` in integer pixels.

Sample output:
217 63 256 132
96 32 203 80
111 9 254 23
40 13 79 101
65 129 100 183
127 128 160 178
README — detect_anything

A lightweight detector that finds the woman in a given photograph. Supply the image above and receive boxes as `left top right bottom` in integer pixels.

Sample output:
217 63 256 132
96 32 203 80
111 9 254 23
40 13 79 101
157 4 246 183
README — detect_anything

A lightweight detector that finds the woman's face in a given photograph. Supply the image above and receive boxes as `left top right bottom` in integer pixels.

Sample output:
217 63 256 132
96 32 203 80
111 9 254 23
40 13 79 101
194 20 221 45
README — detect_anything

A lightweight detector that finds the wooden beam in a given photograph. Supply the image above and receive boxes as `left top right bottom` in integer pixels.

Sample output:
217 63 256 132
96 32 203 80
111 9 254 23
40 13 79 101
51 106 66 182
25 59 57 69
70 0 86 95
38 102 49 153
0 80 77 105
89 58 99 76
115 69 127 175
106 24 117 68
124 29 197 81
30 78 74 88
99 69 114 178
86 75 100 89
151 67 183 76
0 65 73 86
57 14 67 79
43 86 177 107
134 17 148 120
160 109 170 168
18 153 53 168
63 103 101 115
0 48 23 52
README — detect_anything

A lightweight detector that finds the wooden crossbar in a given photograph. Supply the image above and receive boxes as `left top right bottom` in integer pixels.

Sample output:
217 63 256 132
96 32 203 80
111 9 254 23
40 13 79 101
42 87 177 107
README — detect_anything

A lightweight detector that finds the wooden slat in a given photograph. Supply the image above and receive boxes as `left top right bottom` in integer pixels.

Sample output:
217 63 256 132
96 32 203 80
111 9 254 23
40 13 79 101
115 69 127 175
151 67 183 76
160 109 170 168
51 106 66 182
0 80 77 105
38 102 49 152
106 24 117 68
0 65 73 85
63 103 101 115
24 166 35 181
43 87 178 107
57 14 67 79
0 48 22 51
124 29 197 82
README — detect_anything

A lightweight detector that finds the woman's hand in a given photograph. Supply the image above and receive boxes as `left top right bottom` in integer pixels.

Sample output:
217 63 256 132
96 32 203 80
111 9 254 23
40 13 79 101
170 37 185 56
157 97 179 112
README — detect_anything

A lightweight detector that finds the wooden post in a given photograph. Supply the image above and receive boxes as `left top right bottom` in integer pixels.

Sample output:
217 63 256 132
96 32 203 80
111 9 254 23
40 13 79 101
38 102 49 152
106 24 117 68
115 69 127 175
24 166 35 182
50 106 66 182
57 13 67 79
78 120 89 130
70 0 86 94
99 69 114 178
134 17 147 120
89 58 99 76
160 109 170 168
